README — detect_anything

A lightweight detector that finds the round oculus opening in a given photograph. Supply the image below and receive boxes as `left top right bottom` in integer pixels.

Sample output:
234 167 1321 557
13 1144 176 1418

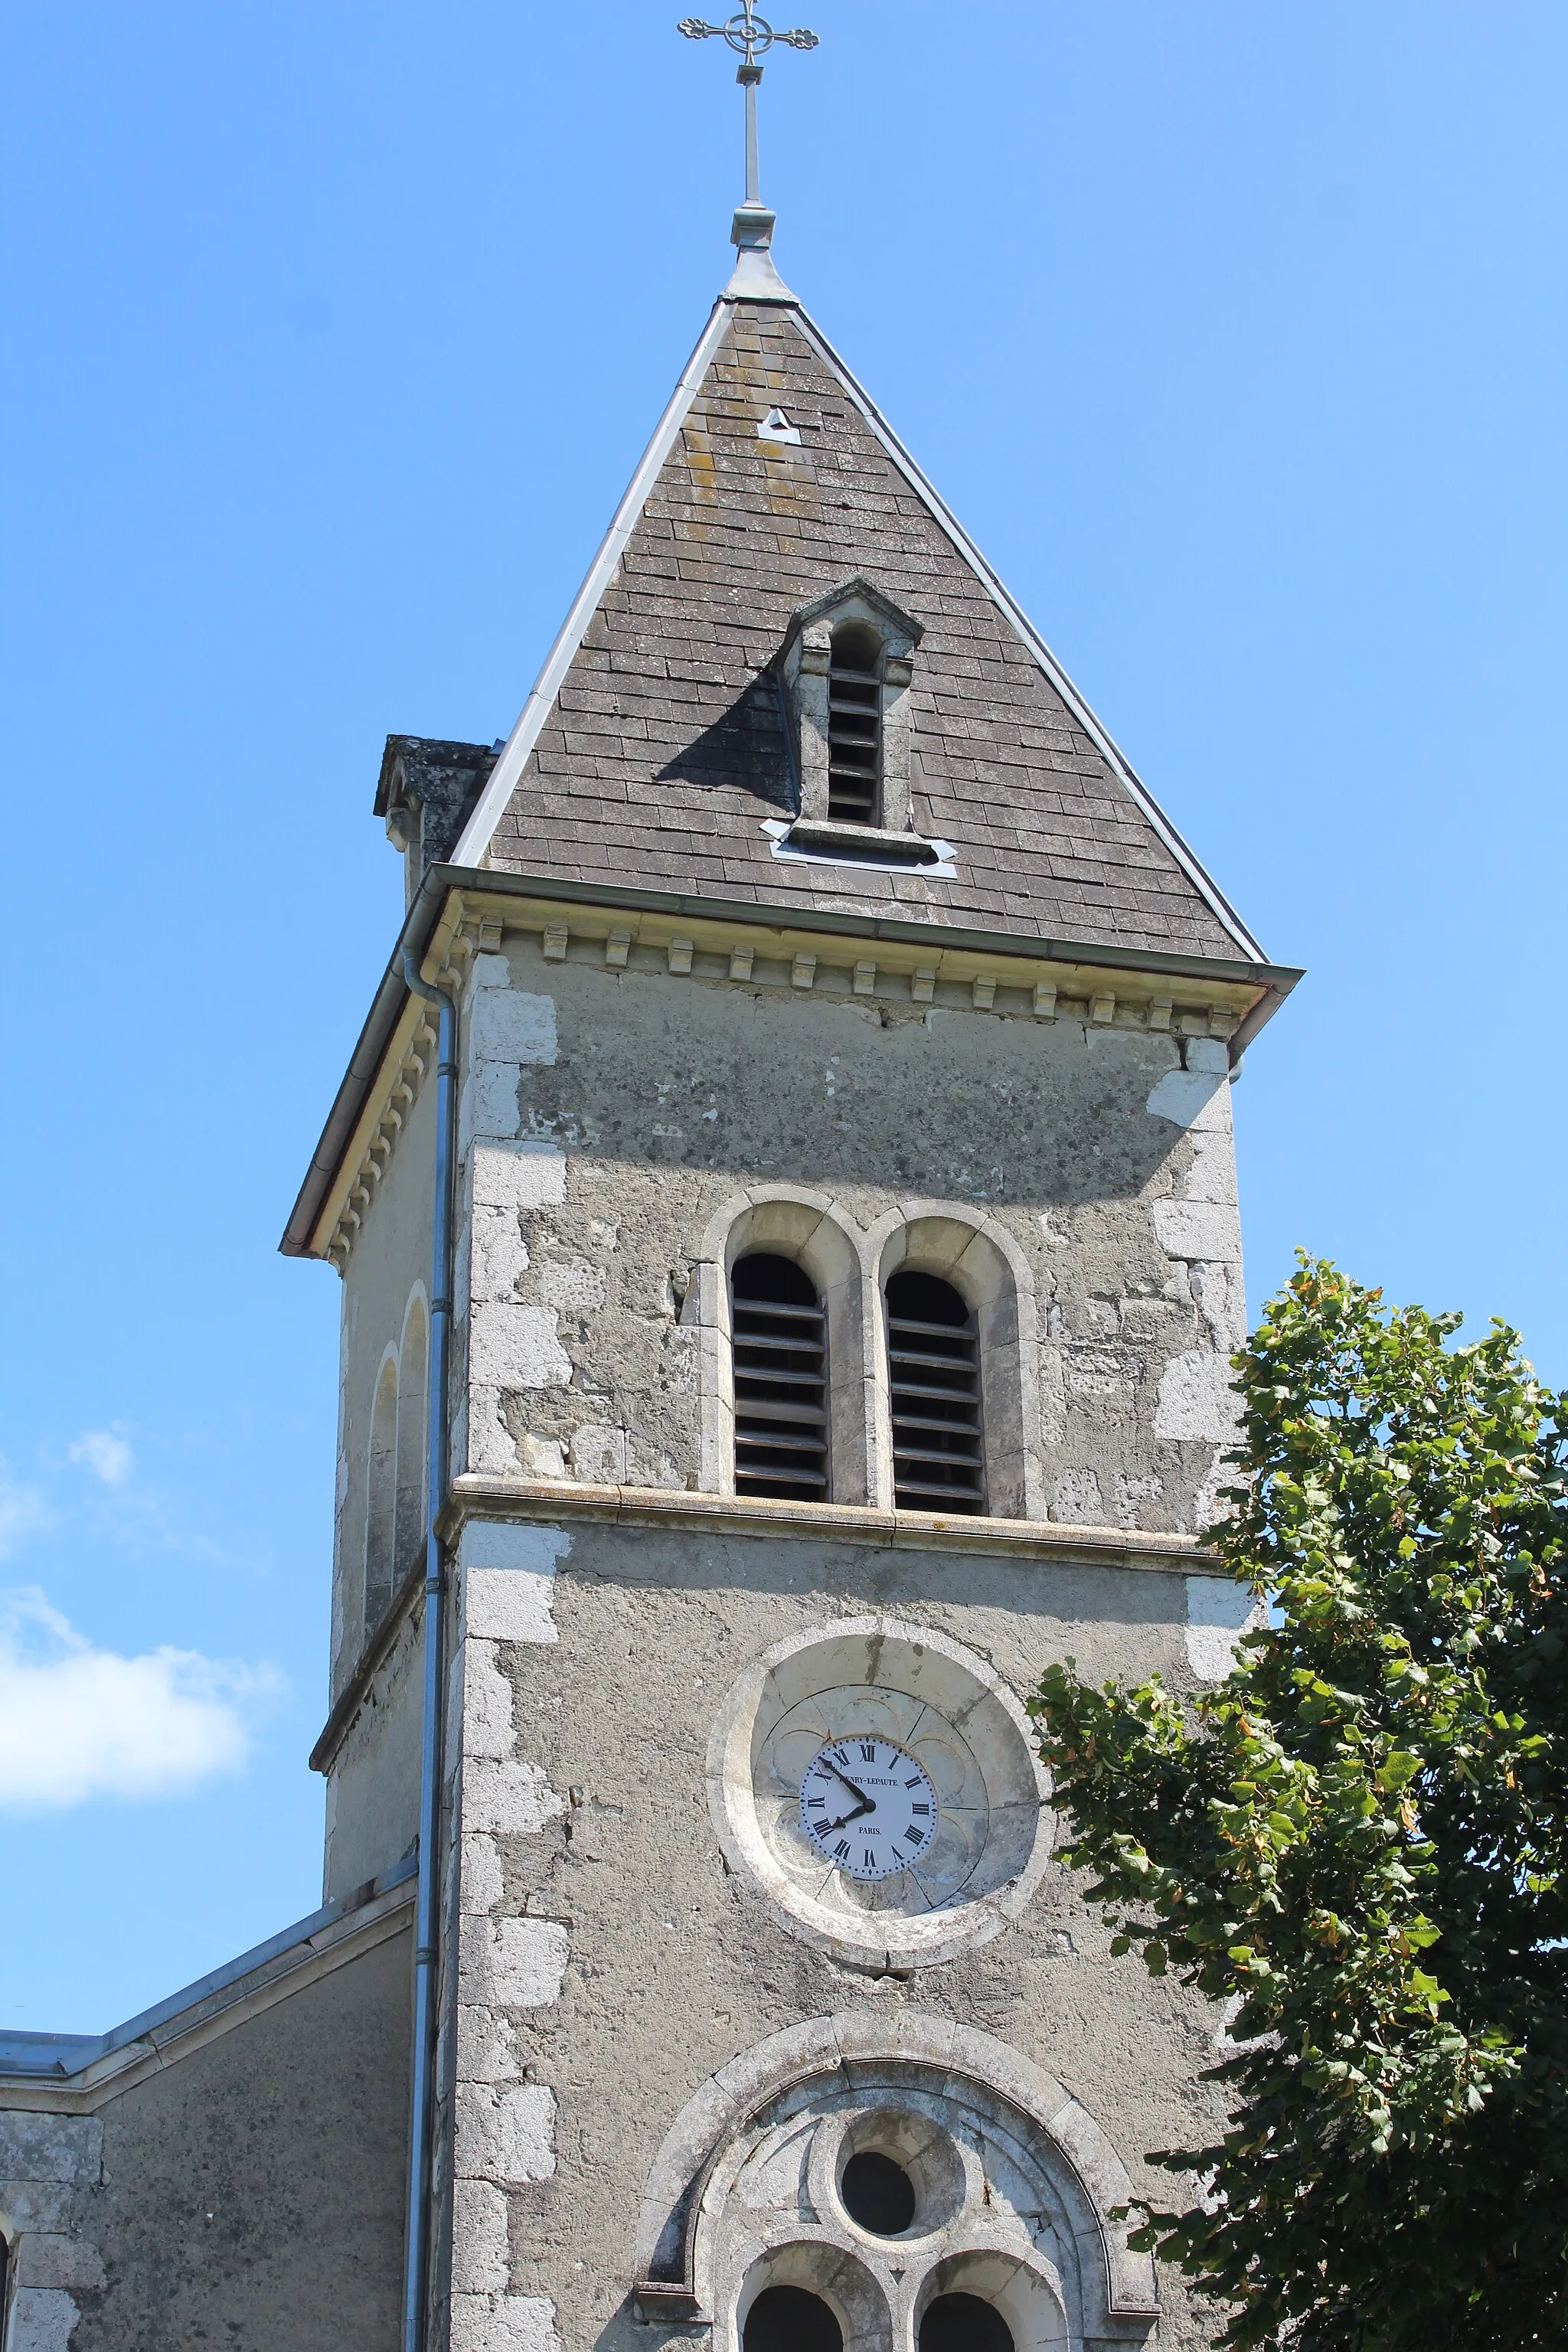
919 2292 1015 2352
839 2148 917 2236
745 2285 843 2352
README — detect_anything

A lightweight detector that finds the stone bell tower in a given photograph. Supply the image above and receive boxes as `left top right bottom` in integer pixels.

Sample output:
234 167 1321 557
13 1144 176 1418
282 172 1298 2352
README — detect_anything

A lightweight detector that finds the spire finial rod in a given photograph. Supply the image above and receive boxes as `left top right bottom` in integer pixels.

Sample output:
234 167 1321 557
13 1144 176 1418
679 5 818 213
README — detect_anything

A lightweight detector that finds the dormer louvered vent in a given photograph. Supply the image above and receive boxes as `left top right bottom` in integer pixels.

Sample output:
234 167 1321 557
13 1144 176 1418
826 622 883 824
731 1253 829 1501
886 1271 985 1514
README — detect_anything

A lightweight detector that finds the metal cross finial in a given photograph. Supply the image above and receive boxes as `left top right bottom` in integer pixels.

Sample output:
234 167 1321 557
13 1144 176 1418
679 5 819 208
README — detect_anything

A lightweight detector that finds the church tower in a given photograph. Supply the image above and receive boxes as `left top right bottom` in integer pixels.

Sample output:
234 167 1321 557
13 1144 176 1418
282 72 1299 2352
0 41 1309 2352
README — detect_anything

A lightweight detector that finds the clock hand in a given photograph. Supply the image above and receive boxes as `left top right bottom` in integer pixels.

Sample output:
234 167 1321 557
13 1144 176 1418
822 1799 874 1834
821 1757 872 1808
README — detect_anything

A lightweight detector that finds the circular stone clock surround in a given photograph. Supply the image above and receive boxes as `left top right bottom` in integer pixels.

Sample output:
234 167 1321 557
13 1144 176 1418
706 1615 1053 1968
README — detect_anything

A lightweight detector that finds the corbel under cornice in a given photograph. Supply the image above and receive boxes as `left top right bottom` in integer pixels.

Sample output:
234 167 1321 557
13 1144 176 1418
283 865 1302 1267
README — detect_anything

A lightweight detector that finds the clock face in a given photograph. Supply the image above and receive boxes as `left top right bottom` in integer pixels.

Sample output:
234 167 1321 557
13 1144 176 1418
709 1617 1053 1968
797 1737 939 1882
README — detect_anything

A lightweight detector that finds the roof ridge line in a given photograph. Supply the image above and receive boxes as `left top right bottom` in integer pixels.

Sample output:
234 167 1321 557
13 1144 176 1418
450 296 742 870
786 305 1269 966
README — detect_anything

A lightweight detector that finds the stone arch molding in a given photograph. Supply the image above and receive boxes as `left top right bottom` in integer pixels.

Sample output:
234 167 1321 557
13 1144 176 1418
633 2012 1158 2345
865 1203 1045 1521
394 1282 430 1587
361 1278 432 1653
694 1186 871 1504
691 1187 1043 1517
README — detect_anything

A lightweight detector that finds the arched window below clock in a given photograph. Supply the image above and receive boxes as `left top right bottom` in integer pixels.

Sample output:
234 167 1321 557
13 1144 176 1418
920 2294 1014 2352
884 1270 985 1514
745 2285 842 2352
635 2026 1148 2348
730 1253 830 1503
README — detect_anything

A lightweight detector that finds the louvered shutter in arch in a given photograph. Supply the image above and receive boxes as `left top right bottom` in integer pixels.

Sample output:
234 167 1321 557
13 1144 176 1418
730 1253 829 1501
886 1269 985 1514
826 621 882 823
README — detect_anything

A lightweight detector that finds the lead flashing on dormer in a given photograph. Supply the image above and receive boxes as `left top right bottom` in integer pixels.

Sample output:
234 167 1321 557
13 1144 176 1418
763 818 957 876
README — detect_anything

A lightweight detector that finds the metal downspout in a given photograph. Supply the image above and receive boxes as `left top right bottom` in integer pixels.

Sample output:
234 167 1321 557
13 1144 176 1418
401 947 457 2352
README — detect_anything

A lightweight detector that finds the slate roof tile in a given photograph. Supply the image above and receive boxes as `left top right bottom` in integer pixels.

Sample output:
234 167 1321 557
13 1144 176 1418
470 300 1259 963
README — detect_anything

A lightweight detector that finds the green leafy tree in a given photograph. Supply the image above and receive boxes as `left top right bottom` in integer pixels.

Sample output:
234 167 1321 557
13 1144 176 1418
1030 1259 1568 2349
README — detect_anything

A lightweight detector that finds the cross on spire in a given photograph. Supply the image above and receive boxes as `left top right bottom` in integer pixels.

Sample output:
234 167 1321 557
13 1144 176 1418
679 6 819 211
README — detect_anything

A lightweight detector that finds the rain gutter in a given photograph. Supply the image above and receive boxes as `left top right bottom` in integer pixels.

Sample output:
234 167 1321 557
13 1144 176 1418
397 946 457 2352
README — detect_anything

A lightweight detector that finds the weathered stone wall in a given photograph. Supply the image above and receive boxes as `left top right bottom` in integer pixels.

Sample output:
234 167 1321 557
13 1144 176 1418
333 1068 439 1697
0 1925 411 2352
322 1589 426 1904
449 934 1244 1536
440 1517 1249 2352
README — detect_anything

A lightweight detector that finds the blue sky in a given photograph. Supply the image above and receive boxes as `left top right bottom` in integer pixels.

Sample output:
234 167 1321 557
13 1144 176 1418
2 0 1564 2030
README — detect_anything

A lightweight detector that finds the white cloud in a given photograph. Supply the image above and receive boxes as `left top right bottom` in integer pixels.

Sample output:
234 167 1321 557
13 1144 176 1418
69 1426 135 1485
0 1465 51 1561
0 1589 279 1814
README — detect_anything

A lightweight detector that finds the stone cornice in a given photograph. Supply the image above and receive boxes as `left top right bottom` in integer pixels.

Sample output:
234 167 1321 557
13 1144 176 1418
442 887 1266 1037
283 864 1301 1263
439 1472 1209 1575
314 992 439 1269
309 1481 1207 1776
299 875 1291 1266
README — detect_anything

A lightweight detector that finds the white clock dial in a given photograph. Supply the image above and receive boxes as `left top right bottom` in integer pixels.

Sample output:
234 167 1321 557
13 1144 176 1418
797 1736 939 1882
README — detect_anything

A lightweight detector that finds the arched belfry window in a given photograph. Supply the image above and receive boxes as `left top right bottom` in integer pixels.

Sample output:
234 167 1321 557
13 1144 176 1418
366 1354 400 1630
826 621 884 823
394 1294 428 1586
730 1253 828 1502
886 1271 985 1514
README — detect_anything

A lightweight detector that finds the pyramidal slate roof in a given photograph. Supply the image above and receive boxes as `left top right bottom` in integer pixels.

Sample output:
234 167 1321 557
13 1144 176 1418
453 273 1263 964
